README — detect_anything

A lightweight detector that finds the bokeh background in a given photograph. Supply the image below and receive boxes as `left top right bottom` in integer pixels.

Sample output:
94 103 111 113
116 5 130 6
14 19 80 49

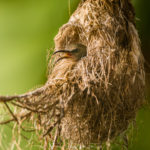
0 0 150 149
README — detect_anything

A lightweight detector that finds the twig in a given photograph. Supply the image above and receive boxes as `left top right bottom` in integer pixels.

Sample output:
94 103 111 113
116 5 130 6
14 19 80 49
43 114 64 137
52 127 59 150
0 86 46 102
4 102 18 123
11 102 42 113
11 100 59 114
0 112 31 125
0 118 15 125
0 96 19 102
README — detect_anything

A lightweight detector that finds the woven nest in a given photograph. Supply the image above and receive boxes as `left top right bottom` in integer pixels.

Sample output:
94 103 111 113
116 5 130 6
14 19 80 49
0 0 145 149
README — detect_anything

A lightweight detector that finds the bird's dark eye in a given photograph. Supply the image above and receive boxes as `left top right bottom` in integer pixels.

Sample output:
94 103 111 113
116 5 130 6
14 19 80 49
71 48 79 53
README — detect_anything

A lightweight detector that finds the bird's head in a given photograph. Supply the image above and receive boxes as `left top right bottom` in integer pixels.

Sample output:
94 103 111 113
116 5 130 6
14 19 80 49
53 44 87 63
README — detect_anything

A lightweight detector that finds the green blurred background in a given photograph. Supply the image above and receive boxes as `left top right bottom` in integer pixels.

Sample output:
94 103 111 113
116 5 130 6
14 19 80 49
0 0 150 149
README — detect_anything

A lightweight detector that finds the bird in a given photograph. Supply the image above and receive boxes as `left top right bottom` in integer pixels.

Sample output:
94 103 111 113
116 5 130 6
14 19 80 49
53 43 87 64
47 43 87 80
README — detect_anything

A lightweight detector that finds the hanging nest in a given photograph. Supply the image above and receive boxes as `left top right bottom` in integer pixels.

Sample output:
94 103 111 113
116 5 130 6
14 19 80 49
0 0 145 148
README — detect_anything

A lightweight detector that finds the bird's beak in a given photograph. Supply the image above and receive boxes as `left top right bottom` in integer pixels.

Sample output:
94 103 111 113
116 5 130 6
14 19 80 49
53 50 72 55
53 50 74 64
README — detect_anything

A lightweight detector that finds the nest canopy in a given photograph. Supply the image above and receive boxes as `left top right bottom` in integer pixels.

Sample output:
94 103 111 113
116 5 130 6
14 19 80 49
0 0 145 148
52 0 145 144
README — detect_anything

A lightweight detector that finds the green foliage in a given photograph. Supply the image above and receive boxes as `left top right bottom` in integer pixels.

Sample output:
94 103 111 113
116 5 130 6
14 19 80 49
0 0 79 95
